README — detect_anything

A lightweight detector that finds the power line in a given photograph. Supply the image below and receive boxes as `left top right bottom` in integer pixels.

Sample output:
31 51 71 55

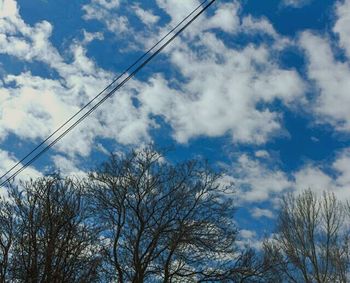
0 0 216 187
0 0 210 183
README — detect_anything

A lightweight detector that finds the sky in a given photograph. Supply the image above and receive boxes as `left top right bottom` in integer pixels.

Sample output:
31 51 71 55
1 0 350 244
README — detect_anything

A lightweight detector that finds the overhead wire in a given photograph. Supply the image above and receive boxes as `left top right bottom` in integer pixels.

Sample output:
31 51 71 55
0 0 210 183
0 0 216 187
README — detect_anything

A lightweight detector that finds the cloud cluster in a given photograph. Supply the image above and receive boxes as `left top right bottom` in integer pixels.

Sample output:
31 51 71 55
129 1 305 144
0 149 41 191
334 0 350 58
0 0 307 163
1 0 350 210
224 147 350 218
300 0 350 133
294 148 350 199
0 0 155 160
82 0 128 35
225 153 292 203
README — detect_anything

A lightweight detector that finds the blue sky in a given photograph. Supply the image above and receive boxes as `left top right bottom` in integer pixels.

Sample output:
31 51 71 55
1 0 350 244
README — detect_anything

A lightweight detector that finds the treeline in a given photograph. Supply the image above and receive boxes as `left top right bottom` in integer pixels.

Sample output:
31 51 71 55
0 148 349 282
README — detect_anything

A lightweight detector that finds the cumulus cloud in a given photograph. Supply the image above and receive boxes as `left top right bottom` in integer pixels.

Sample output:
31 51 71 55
123 0 303 144
82 30 104 44
334 0 350 59
300 31 350 132
293 148 350 200
224 147 350 205
0 149 41 188
133 0 288 54
0 0 156 157
0 0 306 181
255 150 270 158
81 0 307 145
138 34 304 144
226 154 292 203
0 0 17 18
51 155 86 177
1 73 72 139
297 0 350 134
133 5 160 27
90 0 119 9
237 229 263 250
155 0 203 25
82 0 129 34
250 207 275 219
282 0 312 8
154 0 282 38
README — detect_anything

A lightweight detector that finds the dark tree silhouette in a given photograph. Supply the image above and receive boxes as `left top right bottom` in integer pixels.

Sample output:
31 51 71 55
1 176 102 282
0 148 282 283
0 194 14 283
87 148 238 282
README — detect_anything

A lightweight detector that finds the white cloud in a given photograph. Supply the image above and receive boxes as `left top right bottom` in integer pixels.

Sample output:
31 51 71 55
79 0 305 145
240 229 256 239
300 31 350 132
133 5 160 27
293 148 350 200
126 0 304 144
0 0 307 181
250 207 275 219
90 0 119 9
82 0 129 34
155 1 240 36
237 229 263 250
228 146 350 205
334 0 350 59
255 150 270 158
51 155 86 177
138 33 304 144
0 149 41 187
0 0 17 18
82 30 104 44
282 0 312 8
241 15 277 37
155 0 200 25
155 0 284 40
293 165 334 194
333 149 350 186
298 0 350 133
1 73 73 139
0 0 154 159
204 2 240 34
227 154 292 203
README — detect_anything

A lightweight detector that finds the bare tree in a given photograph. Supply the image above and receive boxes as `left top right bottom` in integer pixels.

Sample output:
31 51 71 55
87 147 238 282
4 175 102 282
0 194 14 283
265 189 350 283
0 149 286 282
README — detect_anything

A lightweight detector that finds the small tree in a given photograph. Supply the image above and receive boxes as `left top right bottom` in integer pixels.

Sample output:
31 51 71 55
87 148 238 282
265 189 350 283
4 175 102 282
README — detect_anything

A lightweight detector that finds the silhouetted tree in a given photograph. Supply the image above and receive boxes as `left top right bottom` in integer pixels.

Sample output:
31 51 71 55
2 176 102 282
0 148 286 282
265 189 350 283
87 148 238 282
0 194 14 283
